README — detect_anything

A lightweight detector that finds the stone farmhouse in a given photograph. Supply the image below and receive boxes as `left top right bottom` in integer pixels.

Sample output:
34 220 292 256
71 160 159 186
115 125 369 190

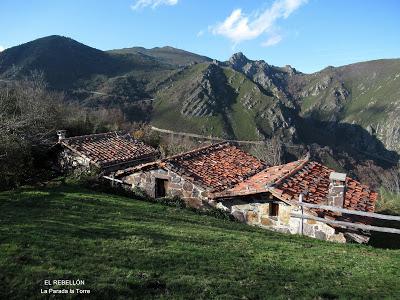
115 142 267 208
213 158 377 243
54 131 378 243
114 142 378 243
56 130 158 174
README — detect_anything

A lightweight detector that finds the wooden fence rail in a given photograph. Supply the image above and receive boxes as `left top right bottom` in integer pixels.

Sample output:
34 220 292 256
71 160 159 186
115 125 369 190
292 201 400 221
292 199 400 234
291 214 400 234
103 175 123 184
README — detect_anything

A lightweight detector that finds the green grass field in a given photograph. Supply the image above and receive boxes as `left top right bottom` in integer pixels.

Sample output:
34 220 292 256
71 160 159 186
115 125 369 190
0 183 399 299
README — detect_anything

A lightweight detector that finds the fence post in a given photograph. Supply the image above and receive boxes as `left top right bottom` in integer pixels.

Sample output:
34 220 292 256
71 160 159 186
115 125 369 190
299 193 304 236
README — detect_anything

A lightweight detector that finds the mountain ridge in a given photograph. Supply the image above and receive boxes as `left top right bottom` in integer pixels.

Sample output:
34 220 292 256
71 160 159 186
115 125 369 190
108 45 212 67
0 35 399 164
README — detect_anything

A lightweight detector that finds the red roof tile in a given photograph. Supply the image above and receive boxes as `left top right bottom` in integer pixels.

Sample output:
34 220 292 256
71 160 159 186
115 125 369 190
117 142 267 191
164 142 267 192
272 161 377 212
60 132 158 168
220 159 306 197
216 159 377 213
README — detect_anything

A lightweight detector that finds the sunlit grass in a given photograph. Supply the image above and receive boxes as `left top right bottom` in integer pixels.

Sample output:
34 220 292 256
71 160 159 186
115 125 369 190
0 183 399 299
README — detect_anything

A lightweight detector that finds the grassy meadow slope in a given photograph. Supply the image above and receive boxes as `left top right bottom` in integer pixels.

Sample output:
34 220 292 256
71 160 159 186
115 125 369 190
0 183 399 299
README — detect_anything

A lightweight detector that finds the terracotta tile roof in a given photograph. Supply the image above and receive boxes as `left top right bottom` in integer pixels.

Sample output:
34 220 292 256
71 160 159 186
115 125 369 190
216 159 377 213
60 132 158 168
218 159 306 197
271 161 377 212
155 142 267 192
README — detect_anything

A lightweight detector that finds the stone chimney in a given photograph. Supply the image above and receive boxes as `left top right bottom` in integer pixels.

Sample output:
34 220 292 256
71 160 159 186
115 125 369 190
327 172 346 207
57 130 66 142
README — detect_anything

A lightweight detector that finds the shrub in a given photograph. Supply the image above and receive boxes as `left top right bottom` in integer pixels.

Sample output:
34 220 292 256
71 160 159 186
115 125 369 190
196 206 238 222
0 134 33 189
152 196 186 209
377 188 400 215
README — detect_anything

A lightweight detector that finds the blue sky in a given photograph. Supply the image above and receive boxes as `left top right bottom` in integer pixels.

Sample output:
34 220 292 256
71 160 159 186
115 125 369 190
0 0 399 73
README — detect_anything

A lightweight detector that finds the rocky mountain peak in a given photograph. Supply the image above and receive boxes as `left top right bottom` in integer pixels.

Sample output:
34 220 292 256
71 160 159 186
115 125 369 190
179 63 230 118
229 52 249 69
284 65 297 76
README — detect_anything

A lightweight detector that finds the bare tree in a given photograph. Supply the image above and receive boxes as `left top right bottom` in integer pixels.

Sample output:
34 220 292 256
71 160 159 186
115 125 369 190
250 136 283 166
159 134 199 157
0 70 134 188
380 164 400 194
0 70 65 143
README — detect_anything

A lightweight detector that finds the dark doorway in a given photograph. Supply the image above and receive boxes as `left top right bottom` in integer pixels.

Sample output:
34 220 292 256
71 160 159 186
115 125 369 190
155 178 168 198
269 203 279 217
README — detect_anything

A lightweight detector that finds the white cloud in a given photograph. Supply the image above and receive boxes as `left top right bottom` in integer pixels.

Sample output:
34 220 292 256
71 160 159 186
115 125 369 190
262 34 282 47
211 0 307 45
0 46 5 52
131 0 178 10
197 30 204 37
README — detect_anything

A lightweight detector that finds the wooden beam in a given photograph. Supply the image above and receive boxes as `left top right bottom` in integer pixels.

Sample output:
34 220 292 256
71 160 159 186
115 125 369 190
290 213 400 234
292 201 400 222
103 176 124 184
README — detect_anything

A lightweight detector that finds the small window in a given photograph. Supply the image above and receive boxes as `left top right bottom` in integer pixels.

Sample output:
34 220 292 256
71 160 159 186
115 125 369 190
269 203 279 217
155 178 168 198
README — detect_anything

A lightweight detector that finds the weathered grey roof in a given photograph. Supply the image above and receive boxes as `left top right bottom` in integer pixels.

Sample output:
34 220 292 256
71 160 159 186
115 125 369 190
60 132 158 168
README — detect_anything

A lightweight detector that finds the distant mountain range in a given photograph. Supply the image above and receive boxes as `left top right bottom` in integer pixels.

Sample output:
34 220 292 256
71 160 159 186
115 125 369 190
1 35 399 167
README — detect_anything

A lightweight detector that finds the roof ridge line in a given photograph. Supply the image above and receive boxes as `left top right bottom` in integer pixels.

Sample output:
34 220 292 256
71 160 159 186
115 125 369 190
114 142 230 178
272 158 310 187
62 131 127 142
162 141 229 162
114 160 162 177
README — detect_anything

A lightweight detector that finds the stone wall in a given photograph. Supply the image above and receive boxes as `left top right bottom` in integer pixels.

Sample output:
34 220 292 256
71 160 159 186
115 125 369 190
58 148 92 174
123 169 346 243
123 168 209 209
327 179 345 207
286 207 346 243
218 197 346 243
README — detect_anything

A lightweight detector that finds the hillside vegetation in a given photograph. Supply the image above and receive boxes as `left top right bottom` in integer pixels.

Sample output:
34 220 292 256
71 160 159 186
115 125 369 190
0 73 125 189
0 183 399 299
298 59 400 154
1 35 399 155
152 62 292 140
1 35 399 190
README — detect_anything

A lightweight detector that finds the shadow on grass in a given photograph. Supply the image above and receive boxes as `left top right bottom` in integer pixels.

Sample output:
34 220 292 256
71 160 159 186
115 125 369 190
0 185 267 247
368 218 400 249
1 184 399 299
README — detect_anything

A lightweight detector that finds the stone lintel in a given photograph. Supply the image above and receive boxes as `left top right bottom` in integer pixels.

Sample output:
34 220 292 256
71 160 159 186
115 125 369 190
329 172 346 182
